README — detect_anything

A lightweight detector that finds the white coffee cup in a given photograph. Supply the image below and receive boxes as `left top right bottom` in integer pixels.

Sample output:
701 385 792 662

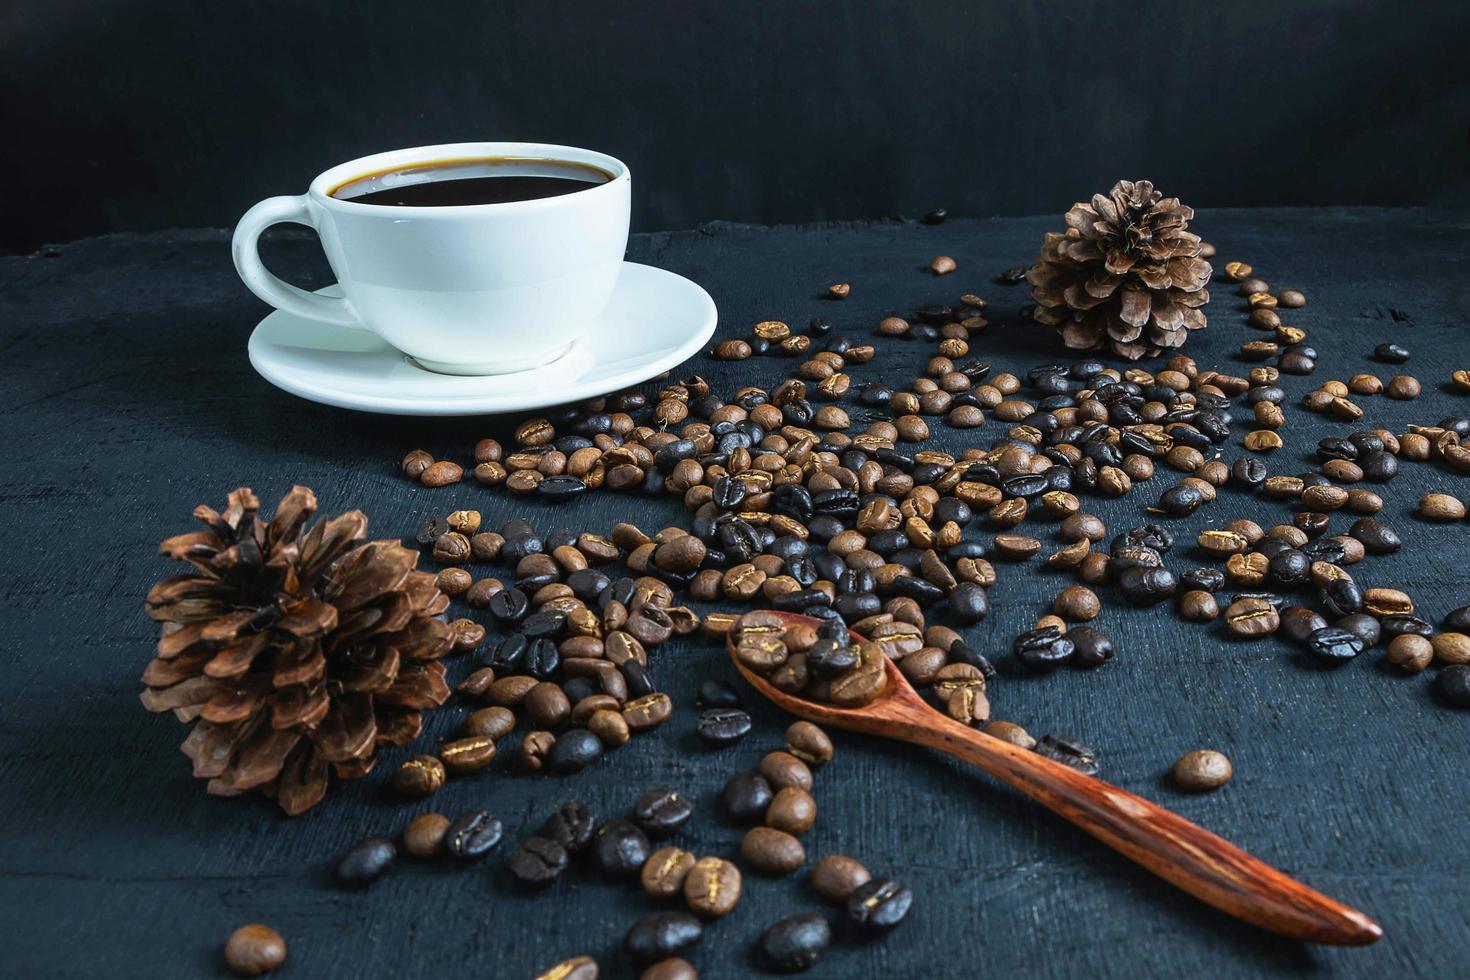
232 142 631 375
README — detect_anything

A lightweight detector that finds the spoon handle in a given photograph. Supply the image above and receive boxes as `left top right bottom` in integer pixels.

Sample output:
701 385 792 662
901 708 1381 945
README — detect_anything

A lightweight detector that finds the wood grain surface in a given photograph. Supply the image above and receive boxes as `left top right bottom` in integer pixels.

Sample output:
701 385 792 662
1 210 1467 978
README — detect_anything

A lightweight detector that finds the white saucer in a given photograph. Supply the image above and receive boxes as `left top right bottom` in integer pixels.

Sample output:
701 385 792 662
247 262 717 415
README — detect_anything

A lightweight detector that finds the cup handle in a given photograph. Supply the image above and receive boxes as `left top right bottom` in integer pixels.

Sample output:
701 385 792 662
231 195 362 327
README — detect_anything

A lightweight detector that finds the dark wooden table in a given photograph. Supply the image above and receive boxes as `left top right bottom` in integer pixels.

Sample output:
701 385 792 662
2 209 1467 978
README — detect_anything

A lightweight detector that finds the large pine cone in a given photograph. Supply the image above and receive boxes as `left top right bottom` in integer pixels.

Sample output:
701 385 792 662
141 487 454 815
1026 180 1212 360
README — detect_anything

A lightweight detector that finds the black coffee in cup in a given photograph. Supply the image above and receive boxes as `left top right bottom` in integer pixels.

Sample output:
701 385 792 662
330 157 611 207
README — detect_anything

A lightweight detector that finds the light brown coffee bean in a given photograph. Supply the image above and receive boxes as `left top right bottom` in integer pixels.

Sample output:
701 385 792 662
1224 597 1279 638
765 787 817 836
808 855 871 903
439 736 497 775
758 751 813 791
683 856 742 918
1385 375 1421 399
533 956 598 980
461 706 515 740
623 692 673 731
402 812 452 859
713 339 753 360
740 826 806 875
930 255 957 275
1053 585 1100 621
1431 632 1470 666
1386 634 1434 672
641 846 697 899
785 721 834 766
224 924 287 977
420 460 463 487
1178 590 1219 622
1170 749 1233 791
588 708 631 747
1419 493 1466 520
983 720 1036 748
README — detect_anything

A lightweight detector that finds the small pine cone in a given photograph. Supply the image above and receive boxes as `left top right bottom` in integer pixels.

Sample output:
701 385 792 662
1026 179 1211 360
141 486 454 814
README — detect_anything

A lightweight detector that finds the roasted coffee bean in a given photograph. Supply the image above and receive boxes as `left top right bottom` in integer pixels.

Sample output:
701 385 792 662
724 771 775 824
1386 635 1434 673
392 755 445 798
786 721 834 766
509 836 571 888
1013 625 1074 671
741 826 806 875
624 911 704 966
766 787 818 836
624 692 674 731
697 680 742 708
540 800 596 853
1225 597 1280 638
444 810 503 861
1068 626 1114 667
1374 342 1410 363
224 924 287 977
1116 565 1178 605
759 913 832 972
1053 585 1100 621
949 581 990 623
696 707 753 746
489 587 530 623
336 837 396 888
533 956 598 980
633 787 695 838
638 959 696 980
807 638 860 679
1419 493 1466 521
1433 665 1470 707
758 751 814 791
846 877 913 935
1305 626 1366 665
549 729 604 774
1336 613 1382 648
1035 732 1099 775
594 818 653 877
808 855 871 902
1170 750 1233 791
402 812 452 859
1280 606 1329 644
1350 518 1400 554
1179 590 1220 622
642 846 697 899
684 856 743 918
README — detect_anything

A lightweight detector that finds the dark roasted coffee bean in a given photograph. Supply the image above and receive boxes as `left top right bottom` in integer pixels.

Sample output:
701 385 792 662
1013 625 1074 671
1319 578 1364 617
509 836 569 888
1336 613 1382 647
621 659 656 699
540 800 596 853
1116 566 1177 606
846 877 914 934
633 787 695 837
1157 484 1203 516
593 818 652 877
950 582 990 623
807 638 859 680
1035 732 1099 776
949 640 997 682
1374 342 1410 363
1232 457 1267 487
1303 626 1365 665
1444 606 1470 633
489 587 530 623
760 913 832 972
697 679 742 708
1434 665 1470 708
624 911 703 966
549 729 603 774
1350 518 1401 554
723 771 774 824
1381 614 1434 639
1181 567 1225 593
1280 606 1329 644
336 837 396 888
538 475 588 501
444 810 503 861
1068 626 1114 668
520 608 566 638
1267 549 1312 587
696 707 753 746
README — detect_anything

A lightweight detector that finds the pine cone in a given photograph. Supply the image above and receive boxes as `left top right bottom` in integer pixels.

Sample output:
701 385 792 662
1026 180 1212 360
140 486 454 815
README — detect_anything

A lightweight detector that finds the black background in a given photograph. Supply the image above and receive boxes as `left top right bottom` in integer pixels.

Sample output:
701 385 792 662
4 0 1468 253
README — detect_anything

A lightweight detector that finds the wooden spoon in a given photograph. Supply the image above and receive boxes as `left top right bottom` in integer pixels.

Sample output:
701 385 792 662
728 611 1382 946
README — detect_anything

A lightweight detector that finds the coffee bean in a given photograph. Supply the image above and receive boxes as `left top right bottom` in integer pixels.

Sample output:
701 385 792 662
1179 590 1220 622
846 877 913 934
759 913 832 972
922 208 947 224
1374 342 1410 363
1419 493 1466 520
624 911 703 965
508 834 570 887
336 836 396 888
984 720 1036 748
713 340 752 360
540 800 596 853
421 460 462 487
549 729 603 773
724 771 774 824
533 956 598 980
1305 626 1366 664
950 581 990 623
930 255 956 275
402 812 452 859
1035 732 1099 776
1385 634 1434 673
1350 518 1401 554
1068 625 1114 667
698 680 742 708
696 707 753 747
684 856 743 918
1053 585 1100 621
1116 566 1178 605
639 959 696 980
741 826 806 875
1431 633 1470 666
642 846 697 899
1170 750 1232 791
440 735 497 775
1385 375 1421 399
808 855 871 903
224 924 287 977
624 692 674 731
633 787 695 837
1013 625 1074 671
1433 665 1470 707
1224 597 1280 638
766 787 817 836
758 751 813 791
827 282 850 299
589 709 631 747
1278 289 1306 308
999 266 1027 284
444 810 503 861
786 721 834 766
392 755 445 798
594 819 652 877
